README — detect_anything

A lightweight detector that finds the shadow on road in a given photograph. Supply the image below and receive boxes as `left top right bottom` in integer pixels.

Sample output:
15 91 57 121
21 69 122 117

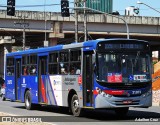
12 104 160 122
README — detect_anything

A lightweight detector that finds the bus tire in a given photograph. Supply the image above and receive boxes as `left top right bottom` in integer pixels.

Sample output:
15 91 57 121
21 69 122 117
25 90 33 110
71 94 83 117
114 107 129 116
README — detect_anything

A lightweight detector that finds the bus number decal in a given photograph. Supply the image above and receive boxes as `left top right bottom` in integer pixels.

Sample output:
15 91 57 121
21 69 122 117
7 80 12 84
132 90 141 95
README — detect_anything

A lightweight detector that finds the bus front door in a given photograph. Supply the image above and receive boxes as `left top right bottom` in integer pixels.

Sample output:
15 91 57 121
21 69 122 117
83 52 93 107
38 56 48 104
15 58 22 100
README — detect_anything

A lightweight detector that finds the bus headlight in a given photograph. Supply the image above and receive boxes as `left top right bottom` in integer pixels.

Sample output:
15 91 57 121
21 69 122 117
101 91 112 98
96 88 112 98
141 89 152 98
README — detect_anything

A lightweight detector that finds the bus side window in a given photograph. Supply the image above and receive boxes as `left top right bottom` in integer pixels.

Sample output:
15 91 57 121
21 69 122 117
30 65 37 75
23 66 28 75
29 55 37 75
70 49 81 75
22 55 29 76
60 51 69 75
49 52 59 74
6 58 14 76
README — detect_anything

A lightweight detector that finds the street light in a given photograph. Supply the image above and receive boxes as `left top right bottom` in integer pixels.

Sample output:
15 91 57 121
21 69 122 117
137 1 160 14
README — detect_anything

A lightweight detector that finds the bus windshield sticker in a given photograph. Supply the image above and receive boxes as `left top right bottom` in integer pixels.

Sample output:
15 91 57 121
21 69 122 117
107 73 122 83
133 75 147 81
115 73 122 83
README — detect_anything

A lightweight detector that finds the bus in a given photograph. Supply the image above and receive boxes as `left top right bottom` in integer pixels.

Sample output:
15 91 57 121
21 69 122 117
4 38 152 116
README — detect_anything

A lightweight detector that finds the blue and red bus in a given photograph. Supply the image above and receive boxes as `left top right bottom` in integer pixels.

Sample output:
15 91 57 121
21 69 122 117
4 38 152 116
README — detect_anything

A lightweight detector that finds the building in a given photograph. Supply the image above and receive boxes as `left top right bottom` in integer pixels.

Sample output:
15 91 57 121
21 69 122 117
78 0 113 13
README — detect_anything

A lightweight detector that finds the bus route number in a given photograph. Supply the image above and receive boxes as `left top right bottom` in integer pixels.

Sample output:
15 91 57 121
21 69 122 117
132 90 141 95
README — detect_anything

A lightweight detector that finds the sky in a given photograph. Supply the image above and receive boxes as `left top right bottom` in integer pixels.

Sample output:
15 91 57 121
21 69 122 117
0 0 160 17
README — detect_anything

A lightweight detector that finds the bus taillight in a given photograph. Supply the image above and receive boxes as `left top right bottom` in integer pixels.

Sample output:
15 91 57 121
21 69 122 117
78 75 82 85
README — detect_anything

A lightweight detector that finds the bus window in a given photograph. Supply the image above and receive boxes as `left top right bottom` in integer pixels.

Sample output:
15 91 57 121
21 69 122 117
22 55 29 75
49 64 58 74
30 55 37 75
30 65 37 75
30 55 37 64
70 50 81 75
60 63 69 74
60 51 69 62
60 51 69 75
49 52 59 74
6 58 14 76
70 50 81 61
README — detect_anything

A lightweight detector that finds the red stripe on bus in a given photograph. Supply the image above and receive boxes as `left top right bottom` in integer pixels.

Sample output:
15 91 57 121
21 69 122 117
104 90 124 95
93 90 98 95
41 78 48 103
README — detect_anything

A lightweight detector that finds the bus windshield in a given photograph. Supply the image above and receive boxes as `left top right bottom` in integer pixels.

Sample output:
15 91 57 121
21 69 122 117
97 51 151 83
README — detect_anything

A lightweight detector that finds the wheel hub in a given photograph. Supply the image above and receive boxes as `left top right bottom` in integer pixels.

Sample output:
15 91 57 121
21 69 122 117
73 100 79 112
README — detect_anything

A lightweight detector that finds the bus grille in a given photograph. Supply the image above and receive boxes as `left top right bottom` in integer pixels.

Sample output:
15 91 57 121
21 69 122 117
113 100 140 106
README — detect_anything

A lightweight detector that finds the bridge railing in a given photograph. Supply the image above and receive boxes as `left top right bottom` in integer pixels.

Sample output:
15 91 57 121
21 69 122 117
0 9 160 25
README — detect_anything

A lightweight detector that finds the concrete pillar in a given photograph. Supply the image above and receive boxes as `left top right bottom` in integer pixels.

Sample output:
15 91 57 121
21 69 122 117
48 21 64 47
0 36 15 78
49 38 58 46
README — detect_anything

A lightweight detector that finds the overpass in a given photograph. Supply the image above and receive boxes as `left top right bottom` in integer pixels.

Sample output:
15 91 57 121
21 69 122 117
0 9 160 76
0 9 160 48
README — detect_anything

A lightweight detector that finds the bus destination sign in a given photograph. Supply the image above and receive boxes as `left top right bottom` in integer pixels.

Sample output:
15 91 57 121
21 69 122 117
105 44 144 50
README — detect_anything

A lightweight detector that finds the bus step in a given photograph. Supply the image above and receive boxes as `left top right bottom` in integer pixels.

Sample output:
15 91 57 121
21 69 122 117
39 102 47 105
15 100 21 102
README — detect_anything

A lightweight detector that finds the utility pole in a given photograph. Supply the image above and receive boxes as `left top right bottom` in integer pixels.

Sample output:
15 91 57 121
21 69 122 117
74 0 78 43
14 16 29 50
72 7 129 39
84 0 87 41
44 0 48 47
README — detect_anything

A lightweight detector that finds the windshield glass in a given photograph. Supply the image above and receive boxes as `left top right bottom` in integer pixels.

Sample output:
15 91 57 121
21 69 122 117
97 52 151 83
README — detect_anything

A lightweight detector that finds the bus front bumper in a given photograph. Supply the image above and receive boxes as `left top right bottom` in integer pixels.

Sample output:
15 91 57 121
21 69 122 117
95 93 152 108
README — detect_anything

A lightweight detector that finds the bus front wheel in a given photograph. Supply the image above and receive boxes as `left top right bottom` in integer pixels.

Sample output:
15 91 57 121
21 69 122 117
71 94 83 117
25 90 33 110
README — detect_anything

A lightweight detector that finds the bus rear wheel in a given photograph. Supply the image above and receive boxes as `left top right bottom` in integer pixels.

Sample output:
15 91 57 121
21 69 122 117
71 94 83 117
25 90 33 110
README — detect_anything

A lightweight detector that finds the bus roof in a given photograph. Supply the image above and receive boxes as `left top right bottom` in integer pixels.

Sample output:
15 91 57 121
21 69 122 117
6 38 148 57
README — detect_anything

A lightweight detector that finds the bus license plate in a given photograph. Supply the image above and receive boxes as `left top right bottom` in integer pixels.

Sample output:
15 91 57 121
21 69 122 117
123 100 132 104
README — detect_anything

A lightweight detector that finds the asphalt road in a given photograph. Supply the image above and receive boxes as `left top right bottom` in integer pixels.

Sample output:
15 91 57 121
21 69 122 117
0 99 160 125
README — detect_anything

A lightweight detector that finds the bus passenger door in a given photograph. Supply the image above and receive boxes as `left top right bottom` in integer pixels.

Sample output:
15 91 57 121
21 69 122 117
38 55 48 104
83 52 94 107
15 58 22 100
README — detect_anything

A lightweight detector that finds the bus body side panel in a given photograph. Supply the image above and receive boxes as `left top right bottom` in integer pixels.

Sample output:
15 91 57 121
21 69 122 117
47 75 62 106
21 76 38 103
39 75 61 106
62 75 83 107
42 75 83 107
5 76 15 100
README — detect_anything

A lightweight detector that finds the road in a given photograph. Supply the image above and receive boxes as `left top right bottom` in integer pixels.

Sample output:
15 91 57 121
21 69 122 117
0 99 160 125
